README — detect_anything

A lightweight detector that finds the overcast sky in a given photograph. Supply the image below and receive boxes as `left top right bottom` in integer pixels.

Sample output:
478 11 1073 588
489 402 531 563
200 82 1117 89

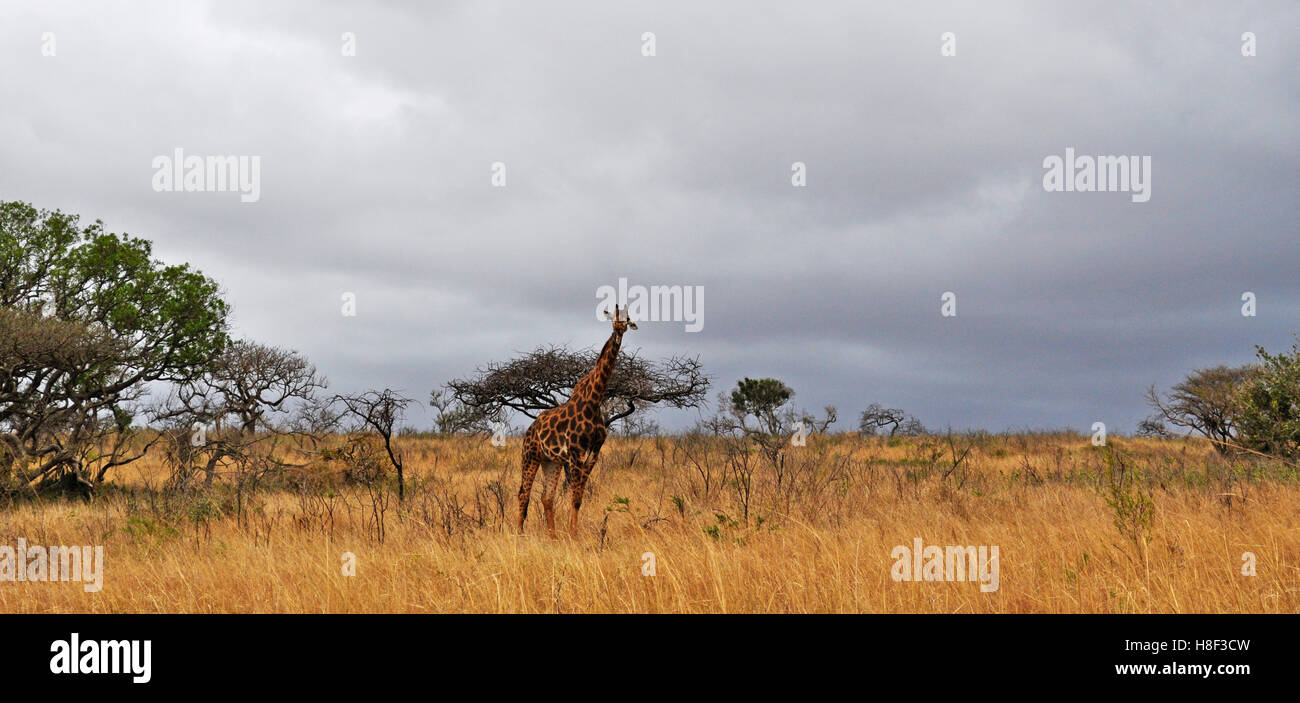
3 1 1297 433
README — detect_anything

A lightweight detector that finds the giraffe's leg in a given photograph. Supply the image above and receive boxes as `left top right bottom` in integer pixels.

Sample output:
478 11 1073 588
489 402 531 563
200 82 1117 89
540 462 563 539
517 451 541 534
568 459 595 536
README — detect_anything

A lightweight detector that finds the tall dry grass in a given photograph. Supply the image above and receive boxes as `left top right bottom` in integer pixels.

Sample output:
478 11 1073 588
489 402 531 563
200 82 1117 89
1 433 1296 613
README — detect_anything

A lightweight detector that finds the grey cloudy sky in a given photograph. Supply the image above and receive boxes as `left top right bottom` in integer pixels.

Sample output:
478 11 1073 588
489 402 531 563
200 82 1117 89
3 1 1297 433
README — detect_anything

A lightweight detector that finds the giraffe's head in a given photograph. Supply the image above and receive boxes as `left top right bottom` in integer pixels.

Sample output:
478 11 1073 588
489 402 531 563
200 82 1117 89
603 304 638 334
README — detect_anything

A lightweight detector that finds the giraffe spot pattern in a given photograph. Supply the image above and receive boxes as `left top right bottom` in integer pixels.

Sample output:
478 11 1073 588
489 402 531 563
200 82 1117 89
517 325 628 535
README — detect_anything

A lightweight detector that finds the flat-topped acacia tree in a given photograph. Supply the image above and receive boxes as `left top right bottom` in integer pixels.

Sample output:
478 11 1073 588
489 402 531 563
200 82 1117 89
443 344 709 432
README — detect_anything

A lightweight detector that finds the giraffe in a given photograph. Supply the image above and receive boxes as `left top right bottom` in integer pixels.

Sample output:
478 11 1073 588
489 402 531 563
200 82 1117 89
517 304 637 537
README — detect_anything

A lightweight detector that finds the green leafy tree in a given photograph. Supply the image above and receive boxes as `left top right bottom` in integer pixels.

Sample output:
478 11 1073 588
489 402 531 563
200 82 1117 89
730 377 794 436
0 201 229 494
1236 339 1300 460
724 377 836 439
714 378 837 492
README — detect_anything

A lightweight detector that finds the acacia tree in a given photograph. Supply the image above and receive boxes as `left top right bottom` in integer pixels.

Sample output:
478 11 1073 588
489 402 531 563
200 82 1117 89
858 404 925 437
428 388 501 436
858 404 905 436
729 378 794 436
444 345 709 428
1144 365 1256 454
712 377 837 480
0 202 229 495
155 340 327 488
333 389 413 500
722 378 837 438
202 341 326 436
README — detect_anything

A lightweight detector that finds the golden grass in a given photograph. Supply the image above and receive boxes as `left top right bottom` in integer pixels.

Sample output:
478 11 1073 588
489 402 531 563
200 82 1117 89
1 434 1297 613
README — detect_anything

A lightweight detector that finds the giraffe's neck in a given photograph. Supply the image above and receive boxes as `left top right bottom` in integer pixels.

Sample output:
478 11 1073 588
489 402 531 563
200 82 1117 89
573 330 623 408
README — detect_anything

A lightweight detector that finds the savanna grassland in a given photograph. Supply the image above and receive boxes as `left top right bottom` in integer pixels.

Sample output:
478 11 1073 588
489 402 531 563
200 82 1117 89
2 433 1297 613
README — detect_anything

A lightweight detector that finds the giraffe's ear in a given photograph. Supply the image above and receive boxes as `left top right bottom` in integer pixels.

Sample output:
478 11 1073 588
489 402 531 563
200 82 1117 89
627 320 638 330
604 309 615 320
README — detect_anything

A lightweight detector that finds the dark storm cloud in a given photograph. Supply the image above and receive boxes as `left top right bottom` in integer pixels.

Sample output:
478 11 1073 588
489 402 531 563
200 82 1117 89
1 0 1296 432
